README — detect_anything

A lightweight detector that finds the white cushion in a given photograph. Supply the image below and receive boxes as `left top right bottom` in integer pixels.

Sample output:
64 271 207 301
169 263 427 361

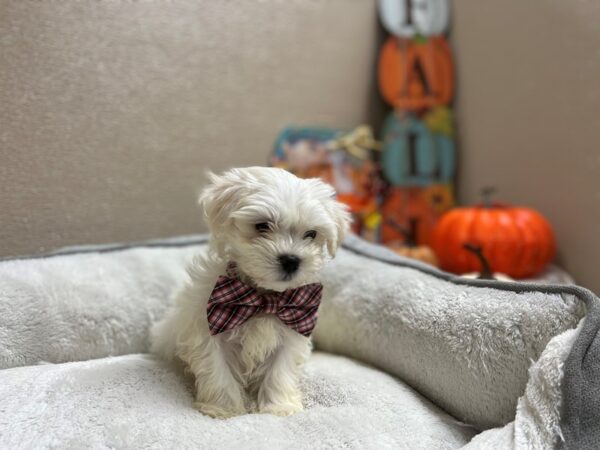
0 352 476 449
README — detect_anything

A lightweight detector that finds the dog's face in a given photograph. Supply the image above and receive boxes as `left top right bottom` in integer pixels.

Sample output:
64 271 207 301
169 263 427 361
200 167 351 291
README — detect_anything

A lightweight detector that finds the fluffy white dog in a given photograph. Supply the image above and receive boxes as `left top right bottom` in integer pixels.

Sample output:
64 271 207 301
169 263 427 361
151 167 350 418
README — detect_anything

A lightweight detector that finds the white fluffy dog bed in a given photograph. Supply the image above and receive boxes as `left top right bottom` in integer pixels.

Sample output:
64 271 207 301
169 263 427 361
0 234 598 449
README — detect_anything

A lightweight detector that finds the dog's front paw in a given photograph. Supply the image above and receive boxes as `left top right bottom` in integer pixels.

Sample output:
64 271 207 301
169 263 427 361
259 400 303 417
193 401 246 419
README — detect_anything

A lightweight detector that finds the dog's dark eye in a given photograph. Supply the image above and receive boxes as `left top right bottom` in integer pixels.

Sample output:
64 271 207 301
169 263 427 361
255 222 270 233
303 230 317 240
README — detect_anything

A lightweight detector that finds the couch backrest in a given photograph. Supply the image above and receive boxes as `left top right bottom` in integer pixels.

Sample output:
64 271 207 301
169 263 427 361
0 0 383 258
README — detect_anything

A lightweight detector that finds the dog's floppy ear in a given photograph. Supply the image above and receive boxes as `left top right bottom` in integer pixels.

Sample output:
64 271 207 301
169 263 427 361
199 169 250 239
311 179 351 258
324 198 352 257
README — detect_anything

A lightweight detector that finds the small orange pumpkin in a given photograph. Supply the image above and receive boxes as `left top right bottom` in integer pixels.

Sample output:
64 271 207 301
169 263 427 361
378 36 454 111
431 188 556 278
386 218 439 267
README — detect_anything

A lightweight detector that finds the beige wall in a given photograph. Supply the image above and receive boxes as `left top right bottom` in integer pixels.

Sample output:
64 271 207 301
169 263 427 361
0 0 381 255
453 1 600 293
2 1 598 293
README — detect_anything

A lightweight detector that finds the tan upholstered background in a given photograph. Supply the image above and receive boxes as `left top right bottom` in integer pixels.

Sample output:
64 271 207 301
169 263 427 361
1 1 599 293
0 0 382 254
452 1 600 294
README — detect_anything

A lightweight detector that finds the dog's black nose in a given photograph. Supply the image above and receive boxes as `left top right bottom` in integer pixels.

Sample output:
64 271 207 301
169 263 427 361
278 254 301 274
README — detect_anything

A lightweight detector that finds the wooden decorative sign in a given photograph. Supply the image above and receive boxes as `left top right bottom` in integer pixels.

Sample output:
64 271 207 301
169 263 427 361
378 36 454 111
378 0 450 38
376 0 456 253
380 184 454 246
381 111 455 186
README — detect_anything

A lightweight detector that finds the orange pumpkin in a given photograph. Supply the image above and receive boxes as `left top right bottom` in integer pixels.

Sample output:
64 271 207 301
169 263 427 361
431 190 556 278
378 36 454 110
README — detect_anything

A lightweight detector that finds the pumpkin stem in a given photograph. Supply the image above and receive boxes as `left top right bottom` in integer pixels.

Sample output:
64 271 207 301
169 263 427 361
481 187 496 208
463 243 494 280
387 218 418 247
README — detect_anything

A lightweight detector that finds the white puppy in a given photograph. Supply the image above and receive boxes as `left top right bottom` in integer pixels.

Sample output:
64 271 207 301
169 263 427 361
151 167 350 418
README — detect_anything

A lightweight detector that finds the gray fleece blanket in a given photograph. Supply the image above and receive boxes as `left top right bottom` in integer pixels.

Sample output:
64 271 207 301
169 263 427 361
0 234 598 449
333 236 600 450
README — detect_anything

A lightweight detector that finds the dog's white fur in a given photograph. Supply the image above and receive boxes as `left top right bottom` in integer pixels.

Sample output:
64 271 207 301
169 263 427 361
151 167 350 418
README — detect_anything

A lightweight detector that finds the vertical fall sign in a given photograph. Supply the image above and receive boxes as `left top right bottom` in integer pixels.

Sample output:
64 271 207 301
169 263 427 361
377 0 456 246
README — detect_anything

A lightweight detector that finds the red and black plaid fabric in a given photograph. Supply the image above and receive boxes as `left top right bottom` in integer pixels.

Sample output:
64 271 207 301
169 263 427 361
207 263 323 337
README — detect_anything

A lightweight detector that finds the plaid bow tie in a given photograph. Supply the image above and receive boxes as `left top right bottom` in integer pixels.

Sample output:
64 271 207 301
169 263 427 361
207 263 323 337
